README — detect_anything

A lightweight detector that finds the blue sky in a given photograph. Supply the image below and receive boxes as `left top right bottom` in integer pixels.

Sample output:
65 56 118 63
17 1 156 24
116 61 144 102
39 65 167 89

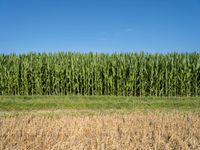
0 0 200 54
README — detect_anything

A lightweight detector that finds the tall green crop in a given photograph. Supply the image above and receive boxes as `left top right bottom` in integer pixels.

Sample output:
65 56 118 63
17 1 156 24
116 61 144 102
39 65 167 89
0 52 199 96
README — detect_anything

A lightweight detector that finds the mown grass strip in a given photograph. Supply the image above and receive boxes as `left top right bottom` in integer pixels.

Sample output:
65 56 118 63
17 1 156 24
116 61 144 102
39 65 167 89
0 96 200 112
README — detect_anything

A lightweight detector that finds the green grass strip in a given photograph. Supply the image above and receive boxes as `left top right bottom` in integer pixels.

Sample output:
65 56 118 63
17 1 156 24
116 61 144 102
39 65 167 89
0 96 200 112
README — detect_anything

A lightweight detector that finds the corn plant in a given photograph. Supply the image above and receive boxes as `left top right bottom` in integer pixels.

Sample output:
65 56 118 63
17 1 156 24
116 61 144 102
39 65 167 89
0 52 199 96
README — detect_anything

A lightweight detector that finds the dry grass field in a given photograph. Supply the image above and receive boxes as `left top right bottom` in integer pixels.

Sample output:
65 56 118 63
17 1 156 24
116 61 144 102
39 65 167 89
1 112 200 150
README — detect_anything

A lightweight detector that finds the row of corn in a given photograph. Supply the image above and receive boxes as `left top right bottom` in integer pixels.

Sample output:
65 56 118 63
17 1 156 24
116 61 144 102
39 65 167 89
0 52 199 96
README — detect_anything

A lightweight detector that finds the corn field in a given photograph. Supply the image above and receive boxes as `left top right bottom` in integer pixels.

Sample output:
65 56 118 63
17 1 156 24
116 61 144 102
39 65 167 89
0 52 199 96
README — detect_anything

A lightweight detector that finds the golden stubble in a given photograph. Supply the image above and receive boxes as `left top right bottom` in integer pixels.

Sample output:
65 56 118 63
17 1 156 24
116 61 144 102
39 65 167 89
0 112 200 150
